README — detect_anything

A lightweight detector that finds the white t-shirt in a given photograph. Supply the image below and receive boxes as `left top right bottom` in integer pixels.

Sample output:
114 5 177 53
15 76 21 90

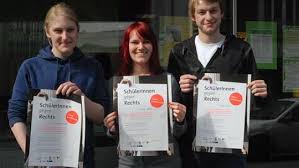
195 35 225 68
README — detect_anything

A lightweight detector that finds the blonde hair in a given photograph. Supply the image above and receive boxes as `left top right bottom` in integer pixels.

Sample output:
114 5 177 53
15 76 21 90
44 2 79 33
188 0 224 18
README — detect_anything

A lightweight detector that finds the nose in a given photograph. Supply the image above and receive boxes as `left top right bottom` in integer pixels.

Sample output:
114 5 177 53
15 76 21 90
61 31 68 40
206 12 213 20
137 42 145 49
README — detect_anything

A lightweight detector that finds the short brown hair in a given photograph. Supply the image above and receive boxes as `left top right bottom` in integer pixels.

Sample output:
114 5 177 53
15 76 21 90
188 0 224 18
44 2 79 33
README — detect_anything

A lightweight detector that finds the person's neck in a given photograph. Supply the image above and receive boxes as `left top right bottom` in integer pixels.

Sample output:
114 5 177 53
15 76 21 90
52 48 72 60
198 31 224 44
131 64 151 76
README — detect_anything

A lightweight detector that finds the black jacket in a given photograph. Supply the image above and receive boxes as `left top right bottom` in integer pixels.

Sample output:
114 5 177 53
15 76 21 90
168 34 260 82
168 34 261 123
167 34 264 162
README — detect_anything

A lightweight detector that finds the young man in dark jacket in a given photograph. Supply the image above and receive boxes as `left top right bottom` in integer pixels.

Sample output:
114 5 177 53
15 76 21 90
167 0 268 168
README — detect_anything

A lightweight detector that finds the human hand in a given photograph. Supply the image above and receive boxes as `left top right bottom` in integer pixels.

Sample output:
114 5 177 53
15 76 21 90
56 81 83 96
103 112 118 133
247 80 267 98
37 91 49 100
179 74 197 93
201 75 213 83
169 102 186 123
120 78 132 86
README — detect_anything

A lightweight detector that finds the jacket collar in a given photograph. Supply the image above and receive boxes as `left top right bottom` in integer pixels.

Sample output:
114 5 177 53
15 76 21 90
184 33 236 57
38 45 84 62
181 34 236 75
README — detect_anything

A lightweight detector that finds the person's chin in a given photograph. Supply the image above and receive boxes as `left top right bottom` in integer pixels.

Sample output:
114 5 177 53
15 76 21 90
60 42 75 48
62 45 75 50
135 60 148 65
204 28 217 35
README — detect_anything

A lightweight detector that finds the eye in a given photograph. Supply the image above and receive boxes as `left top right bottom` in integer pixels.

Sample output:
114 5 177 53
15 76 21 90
210 9 217 14
197 10 206 15
67 28 75 33
130 40 139 44
53 28 63 34
143 40 151 44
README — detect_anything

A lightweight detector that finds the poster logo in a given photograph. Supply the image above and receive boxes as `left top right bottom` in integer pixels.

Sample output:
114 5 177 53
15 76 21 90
66 111 79 124
229 92 243 106
150 94 164 108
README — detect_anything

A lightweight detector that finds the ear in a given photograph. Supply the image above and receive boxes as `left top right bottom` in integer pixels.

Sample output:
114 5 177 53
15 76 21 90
221 11 224 19
191 15 196 22
44 26 51 39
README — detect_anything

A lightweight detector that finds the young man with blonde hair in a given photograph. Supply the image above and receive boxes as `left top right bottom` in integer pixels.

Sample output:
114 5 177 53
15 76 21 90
168 0 267 167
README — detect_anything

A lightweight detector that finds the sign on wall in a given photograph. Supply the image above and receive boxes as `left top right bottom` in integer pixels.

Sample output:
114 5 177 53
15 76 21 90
282 26 299 93
246 21 277 70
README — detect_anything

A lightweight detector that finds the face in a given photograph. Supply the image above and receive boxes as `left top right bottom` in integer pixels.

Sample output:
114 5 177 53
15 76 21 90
46 15 78 58
192 0 223 36
129 31 153 66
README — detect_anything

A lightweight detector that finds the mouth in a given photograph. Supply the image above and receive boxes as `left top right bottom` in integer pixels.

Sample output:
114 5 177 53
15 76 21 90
205 23 215 27
136 51 148 54
60 42 72 47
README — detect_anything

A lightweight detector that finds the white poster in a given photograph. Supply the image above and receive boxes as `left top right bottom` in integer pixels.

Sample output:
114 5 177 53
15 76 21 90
28 96 82 167
117 84 168 151
196 80 247 149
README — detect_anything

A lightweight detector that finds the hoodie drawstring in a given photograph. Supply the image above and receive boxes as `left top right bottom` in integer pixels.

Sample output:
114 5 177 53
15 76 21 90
54 58 71 89
68 58 71 82
55 59 59 90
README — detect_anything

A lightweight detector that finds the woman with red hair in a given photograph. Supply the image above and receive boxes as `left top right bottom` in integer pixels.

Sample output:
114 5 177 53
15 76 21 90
104 21 186 168
118 21 163 76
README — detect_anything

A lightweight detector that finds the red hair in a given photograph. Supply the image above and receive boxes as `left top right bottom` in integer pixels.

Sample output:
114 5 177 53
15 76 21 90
118 21 163 76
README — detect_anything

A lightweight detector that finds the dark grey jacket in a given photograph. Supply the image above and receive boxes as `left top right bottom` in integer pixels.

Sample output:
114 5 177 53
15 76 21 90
167 34 262 162
168 34 261 122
